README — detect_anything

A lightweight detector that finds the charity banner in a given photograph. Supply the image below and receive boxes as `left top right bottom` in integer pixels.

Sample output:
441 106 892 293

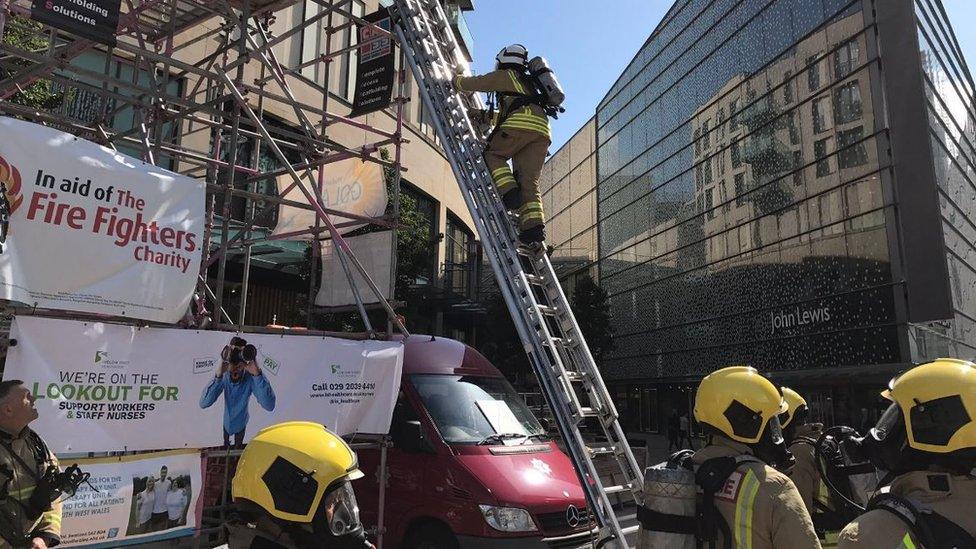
316 231 393 307
4 316 404 453
59 450 203 548
273 157 387 238
0 117 204 323
30 0 122 47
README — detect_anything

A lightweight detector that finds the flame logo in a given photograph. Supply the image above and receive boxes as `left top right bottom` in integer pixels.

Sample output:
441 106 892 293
0 154 24 215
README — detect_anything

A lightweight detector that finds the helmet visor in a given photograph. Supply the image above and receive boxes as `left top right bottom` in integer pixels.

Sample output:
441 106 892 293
766 413 785 446
323 481 362 537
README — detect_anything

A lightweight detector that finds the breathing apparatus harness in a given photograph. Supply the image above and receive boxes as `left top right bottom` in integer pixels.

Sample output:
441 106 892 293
0 431 91 547
483 60 565 143
812 421 976 547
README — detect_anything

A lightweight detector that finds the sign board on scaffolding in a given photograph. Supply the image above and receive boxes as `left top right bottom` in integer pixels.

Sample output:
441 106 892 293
349 9 396 118
30 0 122 47
316 231 393 308
59 450 203 547
4 316 404 453
272 157 387 238
0 117 204 324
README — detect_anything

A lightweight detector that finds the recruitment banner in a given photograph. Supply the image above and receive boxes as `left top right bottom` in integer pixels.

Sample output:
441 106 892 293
59 450 202 548
316 231 393 307
0 117 204 323
4 316 404 453
349 10 395 118
273 157 387 238
30 0 122 47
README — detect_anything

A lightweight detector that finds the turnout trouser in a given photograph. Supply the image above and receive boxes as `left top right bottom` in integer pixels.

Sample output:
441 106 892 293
484 128 550 231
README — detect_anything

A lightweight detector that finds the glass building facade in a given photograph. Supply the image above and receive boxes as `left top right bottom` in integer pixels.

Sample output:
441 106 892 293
543 0 976 431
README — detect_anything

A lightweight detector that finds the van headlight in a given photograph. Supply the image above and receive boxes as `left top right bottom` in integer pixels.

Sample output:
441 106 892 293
478 505 537 533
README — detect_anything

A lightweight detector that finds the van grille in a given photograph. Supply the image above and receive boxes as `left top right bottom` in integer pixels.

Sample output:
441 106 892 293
535 506 591 536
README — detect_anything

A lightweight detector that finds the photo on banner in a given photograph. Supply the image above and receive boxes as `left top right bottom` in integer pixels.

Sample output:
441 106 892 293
59 450 203 548
4 316 404 453
0 117 204 323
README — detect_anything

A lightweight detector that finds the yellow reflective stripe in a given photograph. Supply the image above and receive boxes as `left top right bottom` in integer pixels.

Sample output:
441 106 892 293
41 513 62 527
899 533 917 549
734 470 760 549
520 203 543 213
507 70 525 94
507 109 550 125
9 486 35 500
453 75 464 91
821 530 839 548
491 166 514 178
501 122 551 138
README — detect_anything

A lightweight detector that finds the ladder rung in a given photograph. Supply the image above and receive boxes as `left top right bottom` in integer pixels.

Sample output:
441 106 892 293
588 445 616 457
524 274 545 285
577 407 598 418
603 483 633 495
621 525 640 536
561 370 584 382
537 305 560 316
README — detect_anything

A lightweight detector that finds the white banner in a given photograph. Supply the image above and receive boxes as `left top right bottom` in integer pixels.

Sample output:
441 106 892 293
316 231 393 307
5 316 403 453
0 117 204 323
273 157 386 238
60 450 202 548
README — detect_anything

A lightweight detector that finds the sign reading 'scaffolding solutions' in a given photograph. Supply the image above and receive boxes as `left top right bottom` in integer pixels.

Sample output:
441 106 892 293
349 9 395 118
30 0 122 47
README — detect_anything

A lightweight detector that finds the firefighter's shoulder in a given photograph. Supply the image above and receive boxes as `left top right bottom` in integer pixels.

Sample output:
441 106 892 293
837 509 910 548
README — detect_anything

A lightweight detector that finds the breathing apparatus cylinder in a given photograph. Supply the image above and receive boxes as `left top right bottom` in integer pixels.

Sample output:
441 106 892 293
636 456 697 549
527 56 565 108
814 426 880 516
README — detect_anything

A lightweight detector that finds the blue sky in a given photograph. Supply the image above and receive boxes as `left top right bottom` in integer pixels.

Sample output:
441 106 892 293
465 0 976 153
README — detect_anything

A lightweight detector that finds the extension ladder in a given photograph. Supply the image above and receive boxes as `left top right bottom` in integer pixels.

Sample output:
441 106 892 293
387 0 644 545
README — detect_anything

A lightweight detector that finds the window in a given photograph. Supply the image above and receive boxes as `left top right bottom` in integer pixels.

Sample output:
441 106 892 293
793 151 804 186
705 188 715 219
834 40 861 79
735 173 746 206
837 126 868 169
719 147 726 175
813 96 831 134
696 165 703 190
694 127 702 155
702 119 711 150
807 55 821 91
445 214 474 297
338 1 367 100
834 81 863 124
718 108 726 138
732 141 742 168
783 70 794 104
788 111 800 145
815 137 833 177
704 157 713 183
730 99 740 130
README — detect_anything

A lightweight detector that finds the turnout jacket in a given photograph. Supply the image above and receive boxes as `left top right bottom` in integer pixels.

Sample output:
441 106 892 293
453 69 551 139
691 436 821 549
838 471 976 548
0 428 61 547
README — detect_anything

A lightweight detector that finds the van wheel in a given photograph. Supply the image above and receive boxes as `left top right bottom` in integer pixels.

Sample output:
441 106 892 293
405 524 459 549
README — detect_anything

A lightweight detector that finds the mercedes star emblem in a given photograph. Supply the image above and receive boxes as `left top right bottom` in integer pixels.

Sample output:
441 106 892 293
566 504 581 528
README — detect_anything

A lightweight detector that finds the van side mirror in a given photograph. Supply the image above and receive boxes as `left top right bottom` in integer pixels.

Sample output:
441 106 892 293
393 420 430 454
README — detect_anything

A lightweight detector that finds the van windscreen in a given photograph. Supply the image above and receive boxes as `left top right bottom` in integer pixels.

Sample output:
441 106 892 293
411 375 547 445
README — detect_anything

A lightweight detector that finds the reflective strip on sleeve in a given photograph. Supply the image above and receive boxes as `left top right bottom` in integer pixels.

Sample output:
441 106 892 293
898 533 917 549
453 75 464 91
733 469 761 549
507 70 525 94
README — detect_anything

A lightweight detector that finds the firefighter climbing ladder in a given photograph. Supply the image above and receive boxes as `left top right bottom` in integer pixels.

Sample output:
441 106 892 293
388 0 644 544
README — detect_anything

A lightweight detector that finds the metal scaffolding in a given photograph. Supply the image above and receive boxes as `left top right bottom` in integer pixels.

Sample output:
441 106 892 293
0 1 411 545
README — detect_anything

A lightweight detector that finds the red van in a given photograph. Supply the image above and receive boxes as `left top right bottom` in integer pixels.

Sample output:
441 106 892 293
356 335 595 548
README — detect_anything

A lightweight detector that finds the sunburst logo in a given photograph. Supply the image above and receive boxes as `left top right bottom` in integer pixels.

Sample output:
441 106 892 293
0 154 24 215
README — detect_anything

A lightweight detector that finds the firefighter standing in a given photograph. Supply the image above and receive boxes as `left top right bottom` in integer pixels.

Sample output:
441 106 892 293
837 359 976 548
226 421 373 549
690 367 820 548
453 44 551 245
781 387 842 547
0 380 61 548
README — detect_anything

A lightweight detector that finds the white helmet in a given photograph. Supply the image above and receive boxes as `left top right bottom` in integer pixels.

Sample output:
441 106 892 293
495 44 528 69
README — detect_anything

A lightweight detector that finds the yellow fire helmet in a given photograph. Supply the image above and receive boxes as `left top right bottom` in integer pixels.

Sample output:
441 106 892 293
882 358 976 454
694 366 788 444
232 421 365 523
779 387 808 430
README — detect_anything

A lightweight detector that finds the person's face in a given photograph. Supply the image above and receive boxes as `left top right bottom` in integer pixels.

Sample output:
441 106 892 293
159 467 168 481
147 477 156 490
229 361 245 381
1 385 38 428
